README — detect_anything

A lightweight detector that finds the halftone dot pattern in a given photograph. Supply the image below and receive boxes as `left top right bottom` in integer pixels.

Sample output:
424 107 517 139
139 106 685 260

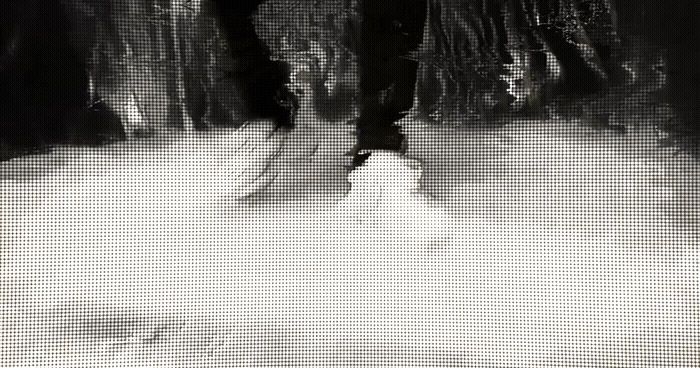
1 1 698 367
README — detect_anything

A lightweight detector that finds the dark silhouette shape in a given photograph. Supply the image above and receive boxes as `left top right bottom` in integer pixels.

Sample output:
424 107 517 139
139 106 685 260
210 0 298 130
66 99 125 146
1 0 91 159
350 0 428 166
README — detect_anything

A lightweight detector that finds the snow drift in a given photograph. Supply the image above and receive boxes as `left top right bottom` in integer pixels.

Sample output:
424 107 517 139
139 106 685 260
1 116 698 367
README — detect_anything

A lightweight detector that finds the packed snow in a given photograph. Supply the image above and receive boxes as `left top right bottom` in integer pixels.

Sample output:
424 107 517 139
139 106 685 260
1 112 698 367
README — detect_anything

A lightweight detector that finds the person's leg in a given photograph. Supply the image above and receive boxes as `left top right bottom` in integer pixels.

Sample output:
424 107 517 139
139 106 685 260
353 0 427 166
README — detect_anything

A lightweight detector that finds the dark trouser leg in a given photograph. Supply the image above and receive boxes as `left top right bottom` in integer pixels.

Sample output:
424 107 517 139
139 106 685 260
354 0 426 165
356 57 420 152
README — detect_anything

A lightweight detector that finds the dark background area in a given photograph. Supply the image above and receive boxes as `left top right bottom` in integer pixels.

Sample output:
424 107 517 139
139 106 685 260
0 0 698 161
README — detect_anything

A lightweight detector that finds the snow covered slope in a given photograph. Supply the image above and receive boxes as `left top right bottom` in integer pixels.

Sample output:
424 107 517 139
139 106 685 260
1 116 698 367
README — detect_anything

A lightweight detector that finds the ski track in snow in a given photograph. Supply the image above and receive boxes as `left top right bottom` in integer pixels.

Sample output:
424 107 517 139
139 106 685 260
1 115 698 367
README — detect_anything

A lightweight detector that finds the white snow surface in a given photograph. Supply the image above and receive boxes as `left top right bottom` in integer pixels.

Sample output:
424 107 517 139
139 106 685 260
1 114 698 367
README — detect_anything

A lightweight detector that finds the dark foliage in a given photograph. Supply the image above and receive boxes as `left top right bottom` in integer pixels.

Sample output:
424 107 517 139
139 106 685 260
416 0 614 119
